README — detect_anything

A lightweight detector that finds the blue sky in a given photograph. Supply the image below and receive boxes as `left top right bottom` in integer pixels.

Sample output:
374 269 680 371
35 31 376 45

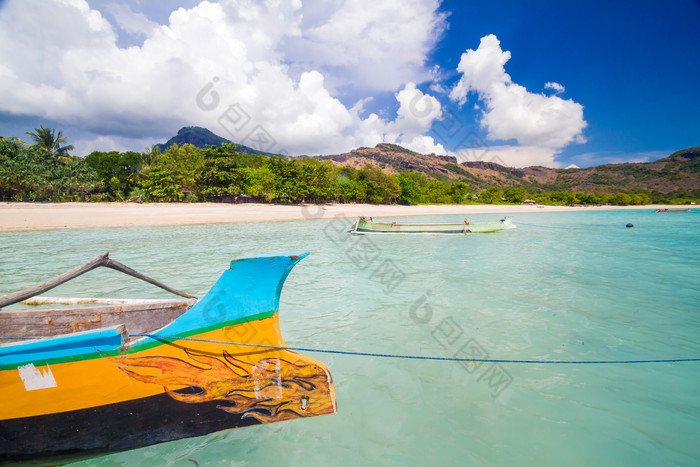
432 0 700 167
0 0 698 168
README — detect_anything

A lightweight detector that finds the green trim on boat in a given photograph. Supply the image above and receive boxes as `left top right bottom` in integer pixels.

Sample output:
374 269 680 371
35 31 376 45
0 310 275 371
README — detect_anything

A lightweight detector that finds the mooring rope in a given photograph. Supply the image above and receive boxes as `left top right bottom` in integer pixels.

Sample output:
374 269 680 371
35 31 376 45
127 334 700 365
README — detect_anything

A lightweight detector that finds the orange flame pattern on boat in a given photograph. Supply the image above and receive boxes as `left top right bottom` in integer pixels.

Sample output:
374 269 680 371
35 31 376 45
108 349 335 423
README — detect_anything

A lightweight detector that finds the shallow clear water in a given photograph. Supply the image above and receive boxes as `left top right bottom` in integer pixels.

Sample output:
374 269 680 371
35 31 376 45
2 209 699 466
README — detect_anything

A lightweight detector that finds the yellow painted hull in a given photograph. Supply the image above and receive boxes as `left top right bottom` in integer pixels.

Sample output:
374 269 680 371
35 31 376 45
0 252 336 461
0 315 334 420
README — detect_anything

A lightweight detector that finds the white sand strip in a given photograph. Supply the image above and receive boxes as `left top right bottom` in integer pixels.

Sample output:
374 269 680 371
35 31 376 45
0 202 688 232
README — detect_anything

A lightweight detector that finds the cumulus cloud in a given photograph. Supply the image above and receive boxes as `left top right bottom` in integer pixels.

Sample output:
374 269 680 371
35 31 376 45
449 35 511 106
378 83 446 155
393 83 443 138
449 34 587 160
400 135 446 155
0 0 446 156
342 82 446 155
286 0 447 94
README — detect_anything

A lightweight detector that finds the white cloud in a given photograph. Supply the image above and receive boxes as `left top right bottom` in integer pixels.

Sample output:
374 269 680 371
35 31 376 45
568 150 668 168
321 81 446 156
481 82 587 148
449 144 560 168
106 3 158 36
429 83 448 94
401 135 446 155
393 82 443 138
427 64 448 94
370 82 446 155
449 34 510 106
481 145 559 168
0 0 447 156
544 82 565 94
286 0 447 94
449 34 587 152
73 134 153 155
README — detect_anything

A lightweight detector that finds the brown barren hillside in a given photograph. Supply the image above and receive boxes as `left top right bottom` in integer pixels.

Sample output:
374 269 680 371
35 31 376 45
317 144 700 195
318 143 463 180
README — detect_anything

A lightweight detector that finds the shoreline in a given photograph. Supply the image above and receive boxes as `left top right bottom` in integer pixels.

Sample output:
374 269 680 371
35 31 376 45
0 202 692 232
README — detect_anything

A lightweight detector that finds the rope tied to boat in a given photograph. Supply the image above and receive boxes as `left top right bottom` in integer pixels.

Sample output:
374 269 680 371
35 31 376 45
127 334 700 365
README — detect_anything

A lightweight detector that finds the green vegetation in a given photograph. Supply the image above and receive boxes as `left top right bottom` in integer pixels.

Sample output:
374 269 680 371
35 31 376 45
24 126 74 160
0 136 100 202
84 150 148 200
1 127 698 205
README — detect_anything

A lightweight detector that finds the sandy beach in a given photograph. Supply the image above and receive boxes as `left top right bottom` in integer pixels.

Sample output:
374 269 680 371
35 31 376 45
0 202 686 232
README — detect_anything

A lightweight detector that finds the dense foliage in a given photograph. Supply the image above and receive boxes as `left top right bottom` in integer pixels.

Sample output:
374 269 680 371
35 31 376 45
0 138 101 201
1 130 696 205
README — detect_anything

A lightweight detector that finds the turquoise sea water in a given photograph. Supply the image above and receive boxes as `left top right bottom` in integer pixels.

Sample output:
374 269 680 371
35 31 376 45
1 209 699 466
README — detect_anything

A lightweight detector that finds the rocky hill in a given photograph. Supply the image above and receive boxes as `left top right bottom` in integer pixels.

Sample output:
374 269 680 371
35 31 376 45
156 126 273 155
545 147 700 195
320 144 700 196
317 143 467 179
158 126 698 196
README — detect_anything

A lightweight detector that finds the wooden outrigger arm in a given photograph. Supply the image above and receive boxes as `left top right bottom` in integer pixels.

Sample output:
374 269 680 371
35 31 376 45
0 252 196 309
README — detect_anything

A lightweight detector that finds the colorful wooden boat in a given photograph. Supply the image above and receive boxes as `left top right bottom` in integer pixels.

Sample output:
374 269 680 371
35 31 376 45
656 208 690 212
350 216 515 235
0 252 336 462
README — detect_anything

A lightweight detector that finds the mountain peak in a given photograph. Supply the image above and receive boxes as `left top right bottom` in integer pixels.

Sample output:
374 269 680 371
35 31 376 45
156 126 230 151
155 126 275 155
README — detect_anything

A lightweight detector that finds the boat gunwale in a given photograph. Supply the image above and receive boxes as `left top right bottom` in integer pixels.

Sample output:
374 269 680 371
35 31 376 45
357 216 512 227
0 299 197 353
353 230 471 235
0 298 196 316
352 216 513 235
0 252 310 370
360 221 472 226
0 307 276 371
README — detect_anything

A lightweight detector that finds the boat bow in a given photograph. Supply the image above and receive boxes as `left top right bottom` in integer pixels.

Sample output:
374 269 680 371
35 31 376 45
0 251 336 461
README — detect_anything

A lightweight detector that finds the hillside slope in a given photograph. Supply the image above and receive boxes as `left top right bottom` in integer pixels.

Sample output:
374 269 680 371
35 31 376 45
321 144 700 195
157 126 698 196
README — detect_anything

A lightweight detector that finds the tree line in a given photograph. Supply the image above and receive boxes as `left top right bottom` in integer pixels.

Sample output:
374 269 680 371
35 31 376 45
0 128 690 205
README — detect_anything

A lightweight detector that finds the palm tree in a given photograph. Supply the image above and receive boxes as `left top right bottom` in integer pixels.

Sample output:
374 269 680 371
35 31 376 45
24 126 74 159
